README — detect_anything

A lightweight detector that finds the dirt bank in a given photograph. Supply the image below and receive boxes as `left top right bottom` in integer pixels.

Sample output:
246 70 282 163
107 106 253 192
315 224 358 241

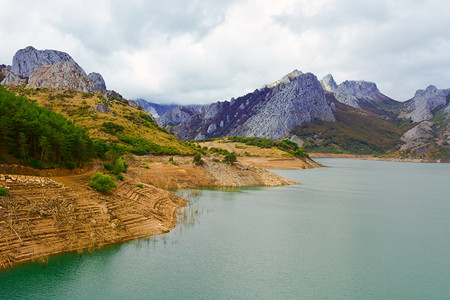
237 156 322 169
0 156 299 270
127 155 297 189
0 168 186 269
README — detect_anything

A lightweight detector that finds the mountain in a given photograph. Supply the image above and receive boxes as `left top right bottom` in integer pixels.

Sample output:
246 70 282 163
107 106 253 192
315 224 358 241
1 46 106 93
136 99 179 118
0 47 193 156
157 71 449 158
160 71 335 140
399 85 450 122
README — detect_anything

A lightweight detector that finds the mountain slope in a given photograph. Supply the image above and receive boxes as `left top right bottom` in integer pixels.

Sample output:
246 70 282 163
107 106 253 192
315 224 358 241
161 71 335 140
291 93 414 154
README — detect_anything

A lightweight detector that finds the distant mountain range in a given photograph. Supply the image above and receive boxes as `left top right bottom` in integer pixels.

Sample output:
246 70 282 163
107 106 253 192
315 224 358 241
1 46 449 158
139 71 450 158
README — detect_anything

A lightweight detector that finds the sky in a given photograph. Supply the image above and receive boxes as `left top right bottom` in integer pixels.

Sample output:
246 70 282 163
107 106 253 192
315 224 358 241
1 0 450 105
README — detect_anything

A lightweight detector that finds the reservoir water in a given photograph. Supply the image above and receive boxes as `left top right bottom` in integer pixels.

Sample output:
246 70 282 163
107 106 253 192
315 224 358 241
1 158 449 299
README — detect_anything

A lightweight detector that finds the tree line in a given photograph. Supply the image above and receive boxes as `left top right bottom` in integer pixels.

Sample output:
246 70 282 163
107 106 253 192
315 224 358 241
0 86 94 168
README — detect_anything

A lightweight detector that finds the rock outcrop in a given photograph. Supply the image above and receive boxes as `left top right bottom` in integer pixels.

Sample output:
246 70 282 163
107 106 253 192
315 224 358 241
26 62 104 93
11 46 86 78
1 46 107 94
321 74 338 92
400 121 434 151
400 85 450 122
334 80 381 109
161 71 335 140
88 72 106 90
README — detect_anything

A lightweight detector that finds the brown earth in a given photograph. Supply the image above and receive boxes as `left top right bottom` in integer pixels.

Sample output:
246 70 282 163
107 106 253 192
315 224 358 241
0 155 299 270
237 156 322 169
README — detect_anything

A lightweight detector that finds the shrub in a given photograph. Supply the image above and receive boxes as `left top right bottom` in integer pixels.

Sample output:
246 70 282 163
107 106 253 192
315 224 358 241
0 188 8 196
137 184 143 188
116 174 124 181
88 172 117 192
193 153 204 165
104 162 113 171
101 122 124 135
112 157 128 175
144 165 149 169
223 152 237 164
292 148 309 158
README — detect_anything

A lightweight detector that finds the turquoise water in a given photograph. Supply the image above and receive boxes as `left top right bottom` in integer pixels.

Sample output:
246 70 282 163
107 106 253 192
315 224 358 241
1 158 449 299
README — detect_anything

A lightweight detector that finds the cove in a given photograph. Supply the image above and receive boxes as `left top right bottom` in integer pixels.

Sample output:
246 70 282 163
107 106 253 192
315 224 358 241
1 158 449 299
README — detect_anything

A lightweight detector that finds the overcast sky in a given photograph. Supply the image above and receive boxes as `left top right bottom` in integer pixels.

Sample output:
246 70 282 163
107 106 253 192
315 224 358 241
1 0 449 104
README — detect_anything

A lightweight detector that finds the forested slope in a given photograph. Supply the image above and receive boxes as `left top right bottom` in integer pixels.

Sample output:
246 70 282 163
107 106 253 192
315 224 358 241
0 86 94 168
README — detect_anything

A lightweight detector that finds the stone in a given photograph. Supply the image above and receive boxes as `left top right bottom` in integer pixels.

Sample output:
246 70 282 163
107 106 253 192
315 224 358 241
88 72 106 90
94 103 111 113
321 74 338 92
26 61 103 93
400 121 434 151
11 46 86 78
334 80 380 109
400 85 450 122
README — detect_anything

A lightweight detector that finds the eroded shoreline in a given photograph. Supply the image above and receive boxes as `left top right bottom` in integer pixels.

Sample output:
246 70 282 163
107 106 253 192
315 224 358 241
0 155 305 270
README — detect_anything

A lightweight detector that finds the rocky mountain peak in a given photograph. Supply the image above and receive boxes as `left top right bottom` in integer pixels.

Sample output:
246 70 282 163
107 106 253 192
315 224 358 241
1 46 107 93
321 74 338 92
334 80 381 109
262 69 303 89
163 71 335 140
11 46 86 78
400 85 450 122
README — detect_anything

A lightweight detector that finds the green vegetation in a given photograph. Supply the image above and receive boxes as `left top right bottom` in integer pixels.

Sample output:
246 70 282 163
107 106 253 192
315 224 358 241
0 188 8 196
137 184 144 188
112 157 128 175
88 172 117 192
115 174 124 181
225 136 308 157
0 85 94 167
193 153 204 165
101 121 124 135
223 152 237 164
118 135 180 156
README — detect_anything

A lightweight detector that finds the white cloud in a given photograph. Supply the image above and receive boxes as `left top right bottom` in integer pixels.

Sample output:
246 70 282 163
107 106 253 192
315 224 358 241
1 0 450 104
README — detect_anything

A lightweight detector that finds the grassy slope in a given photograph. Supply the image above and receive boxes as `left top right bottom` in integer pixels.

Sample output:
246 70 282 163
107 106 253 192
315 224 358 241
6 87 193 154
291 96 415 155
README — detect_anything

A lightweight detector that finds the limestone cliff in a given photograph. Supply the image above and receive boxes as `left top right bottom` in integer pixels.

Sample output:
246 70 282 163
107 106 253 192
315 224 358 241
26 62 104 93
1 46 106 93
400 85 450 122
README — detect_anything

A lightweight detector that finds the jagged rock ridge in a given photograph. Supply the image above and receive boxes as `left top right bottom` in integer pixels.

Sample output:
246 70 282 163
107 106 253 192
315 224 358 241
160 71 335 140
400 85 450 122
